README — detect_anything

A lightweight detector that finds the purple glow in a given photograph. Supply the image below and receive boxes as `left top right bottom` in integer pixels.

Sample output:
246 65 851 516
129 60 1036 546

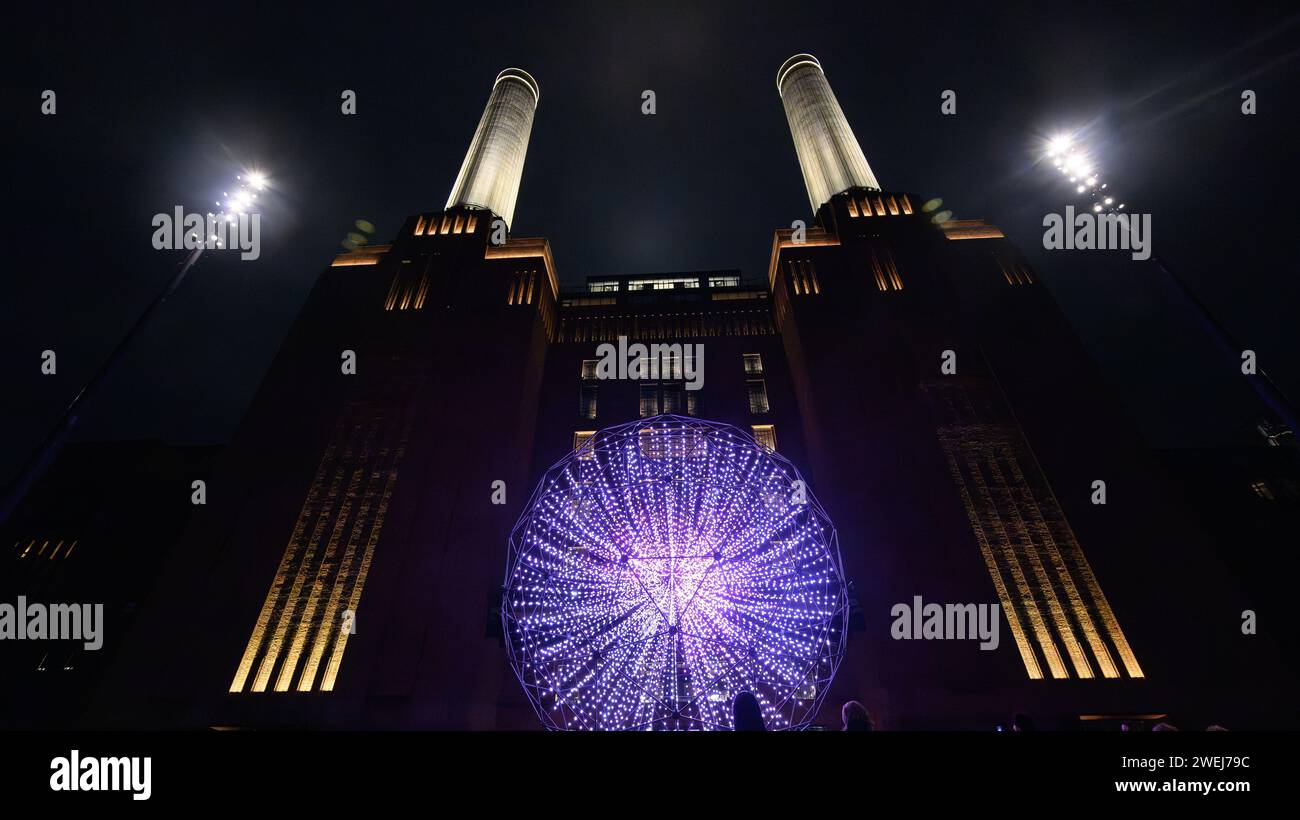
503 415 848 731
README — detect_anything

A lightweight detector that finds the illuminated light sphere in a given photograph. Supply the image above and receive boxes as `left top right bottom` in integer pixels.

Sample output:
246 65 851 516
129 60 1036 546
503 415 848 731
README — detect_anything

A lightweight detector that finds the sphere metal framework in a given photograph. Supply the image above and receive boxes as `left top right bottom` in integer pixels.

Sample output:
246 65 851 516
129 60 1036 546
503 415 849 731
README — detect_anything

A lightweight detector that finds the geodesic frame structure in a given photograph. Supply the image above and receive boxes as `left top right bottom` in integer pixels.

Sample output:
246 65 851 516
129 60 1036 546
503 415 849 731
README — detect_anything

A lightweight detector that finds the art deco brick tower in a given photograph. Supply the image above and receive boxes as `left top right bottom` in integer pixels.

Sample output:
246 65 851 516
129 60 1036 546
766 53 1201 725
95 69 559 729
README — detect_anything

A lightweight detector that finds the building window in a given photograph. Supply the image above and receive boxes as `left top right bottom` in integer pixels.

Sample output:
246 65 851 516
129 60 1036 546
16 538 77 560
870 247 903 292
581 359 599 380
588 281 620 293
663 355 682 380
507 269 536 305
747 380 770 414
787 259 820 295
708 274 741 288
743 353 764 375
752 424 777 451
579 384 598 420
995 256 1035 286
639 384 660 417
1250 480 1275 500
573 431 597 460
627 276 700 291
385 265 431 311
662 384 682 414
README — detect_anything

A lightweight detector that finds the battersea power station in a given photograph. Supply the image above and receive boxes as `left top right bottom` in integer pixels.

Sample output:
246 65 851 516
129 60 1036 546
6 56 1290 731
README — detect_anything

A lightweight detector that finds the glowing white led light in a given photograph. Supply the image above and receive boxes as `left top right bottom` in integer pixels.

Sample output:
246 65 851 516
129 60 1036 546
503 416 848 731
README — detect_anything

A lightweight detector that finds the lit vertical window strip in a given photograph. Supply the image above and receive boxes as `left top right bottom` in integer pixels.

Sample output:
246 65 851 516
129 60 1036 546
248 421 368 693
949 437 1069 679
274 424 379 692
938 446 1043 680
384 272 401 311
412 272 430 309
802 260 820 294
230 431 343 693
319 421 411 692
870 248 903 291
979 452 1095 679
923 379 1143 680
996 442 1117 677
230 393 418 694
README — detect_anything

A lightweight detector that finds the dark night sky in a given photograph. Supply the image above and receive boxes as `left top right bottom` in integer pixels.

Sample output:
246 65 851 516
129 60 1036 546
4 1 1298 485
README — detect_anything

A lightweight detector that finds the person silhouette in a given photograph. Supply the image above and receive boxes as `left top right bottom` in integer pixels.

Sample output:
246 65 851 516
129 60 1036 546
732 691 767 731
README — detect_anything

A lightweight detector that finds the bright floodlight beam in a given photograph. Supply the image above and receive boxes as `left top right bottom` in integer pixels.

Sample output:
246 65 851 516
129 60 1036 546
0 168 270 527
1040 131 1299 441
